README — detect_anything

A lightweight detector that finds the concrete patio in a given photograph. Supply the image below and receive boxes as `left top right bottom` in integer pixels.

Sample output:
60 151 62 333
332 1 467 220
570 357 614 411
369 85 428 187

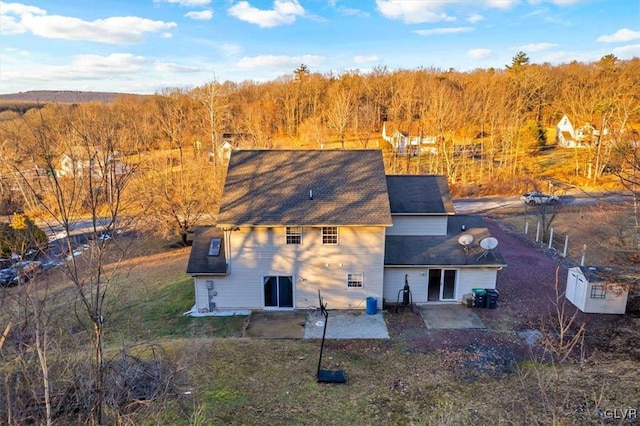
416 304 486 329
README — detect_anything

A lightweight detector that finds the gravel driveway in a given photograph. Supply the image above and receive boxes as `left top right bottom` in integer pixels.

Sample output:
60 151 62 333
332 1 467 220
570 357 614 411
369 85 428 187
385 216 638 375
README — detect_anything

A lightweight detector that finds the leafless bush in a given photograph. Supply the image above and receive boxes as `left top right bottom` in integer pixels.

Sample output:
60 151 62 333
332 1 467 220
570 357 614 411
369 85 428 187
1 344 181 424
536 267 587 365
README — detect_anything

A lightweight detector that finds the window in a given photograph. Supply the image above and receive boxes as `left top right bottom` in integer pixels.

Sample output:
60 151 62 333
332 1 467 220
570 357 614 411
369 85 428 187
322 227 338 245
347 273 364 288
208 238 221 256
590 284 606 299
285 227 302 245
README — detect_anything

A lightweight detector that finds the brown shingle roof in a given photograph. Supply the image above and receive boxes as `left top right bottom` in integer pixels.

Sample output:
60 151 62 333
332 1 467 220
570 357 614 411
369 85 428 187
384 215 506 266
217 150 392 227
186 227 228 275
386 175 455 214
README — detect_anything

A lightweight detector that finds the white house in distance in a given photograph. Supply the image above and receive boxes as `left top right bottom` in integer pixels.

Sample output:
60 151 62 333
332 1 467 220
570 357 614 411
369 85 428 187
186 149 506 314
566 266 629 314
57 147 127 178
556 114 605 148
382 122 438 155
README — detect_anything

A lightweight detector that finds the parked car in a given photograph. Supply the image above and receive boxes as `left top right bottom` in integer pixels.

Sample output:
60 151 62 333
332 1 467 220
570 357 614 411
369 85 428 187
0 261 43 286
0 267 18 286
520 191 560 205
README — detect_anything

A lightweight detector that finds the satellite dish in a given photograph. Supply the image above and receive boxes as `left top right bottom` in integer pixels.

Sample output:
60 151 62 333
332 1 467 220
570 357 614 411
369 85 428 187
479 236 499 250
458 234 474 247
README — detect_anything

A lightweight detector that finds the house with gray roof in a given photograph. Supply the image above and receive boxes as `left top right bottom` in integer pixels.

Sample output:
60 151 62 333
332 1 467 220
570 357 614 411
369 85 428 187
186 149 506 314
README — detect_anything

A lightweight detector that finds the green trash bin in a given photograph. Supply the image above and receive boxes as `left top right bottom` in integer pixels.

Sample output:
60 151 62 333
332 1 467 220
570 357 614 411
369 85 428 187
472 288 487 308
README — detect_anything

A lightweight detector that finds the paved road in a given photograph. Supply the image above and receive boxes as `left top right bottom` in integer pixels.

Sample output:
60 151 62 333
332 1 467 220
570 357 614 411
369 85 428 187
453 191 634 214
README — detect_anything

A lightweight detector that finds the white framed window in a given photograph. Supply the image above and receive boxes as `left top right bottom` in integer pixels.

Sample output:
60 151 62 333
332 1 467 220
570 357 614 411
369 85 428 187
285 227 302 245
590 284 606 299
347 273 364 288
322 227 338 245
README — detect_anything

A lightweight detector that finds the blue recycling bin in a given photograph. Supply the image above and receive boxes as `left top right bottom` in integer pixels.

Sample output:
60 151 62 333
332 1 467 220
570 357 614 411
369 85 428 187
366 297 377 315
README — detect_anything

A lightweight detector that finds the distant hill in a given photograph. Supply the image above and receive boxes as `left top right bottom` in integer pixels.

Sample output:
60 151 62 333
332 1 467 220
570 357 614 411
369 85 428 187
0 90 144 104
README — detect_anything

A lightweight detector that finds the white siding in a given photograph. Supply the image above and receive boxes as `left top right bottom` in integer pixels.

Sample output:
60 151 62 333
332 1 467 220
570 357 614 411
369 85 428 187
383 267 498 304
457 268 498 298
383 269 428 303
386 215 448 236
565 267 628 314
200 226 386 310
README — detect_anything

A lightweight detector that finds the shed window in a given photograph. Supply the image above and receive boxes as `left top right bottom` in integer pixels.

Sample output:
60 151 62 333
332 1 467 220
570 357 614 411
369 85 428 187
285 227 302 245
590 284 606 299
208 238 221 256
347 273 364 288
322 227 338 245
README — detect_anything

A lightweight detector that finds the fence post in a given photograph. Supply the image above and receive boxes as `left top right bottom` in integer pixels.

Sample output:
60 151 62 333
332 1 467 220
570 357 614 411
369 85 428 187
580 244 587 266
563 234 569 257
548 228 554 249
536 221 541 242
524 220 529 236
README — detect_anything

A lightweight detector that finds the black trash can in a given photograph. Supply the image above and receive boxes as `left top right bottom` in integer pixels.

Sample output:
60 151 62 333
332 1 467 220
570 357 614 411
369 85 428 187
472 288 487 308
485 289 499 309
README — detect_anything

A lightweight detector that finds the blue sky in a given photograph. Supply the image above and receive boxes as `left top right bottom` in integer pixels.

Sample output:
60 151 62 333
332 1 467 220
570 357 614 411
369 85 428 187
1 0 639 94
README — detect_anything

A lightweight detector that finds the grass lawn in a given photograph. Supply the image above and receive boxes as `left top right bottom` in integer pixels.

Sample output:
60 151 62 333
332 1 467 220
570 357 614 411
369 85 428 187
1 217 638 425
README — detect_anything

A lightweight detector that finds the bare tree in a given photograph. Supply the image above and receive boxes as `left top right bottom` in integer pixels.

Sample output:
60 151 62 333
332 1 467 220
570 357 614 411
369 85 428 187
4 103 137 424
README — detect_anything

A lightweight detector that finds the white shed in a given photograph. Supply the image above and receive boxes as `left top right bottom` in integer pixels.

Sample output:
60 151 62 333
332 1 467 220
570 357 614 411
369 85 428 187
566 266 629 314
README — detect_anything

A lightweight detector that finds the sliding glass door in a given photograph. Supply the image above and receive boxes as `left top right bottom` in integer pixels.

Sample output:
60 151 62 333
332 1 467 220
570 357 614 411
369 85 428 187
263 276 294 308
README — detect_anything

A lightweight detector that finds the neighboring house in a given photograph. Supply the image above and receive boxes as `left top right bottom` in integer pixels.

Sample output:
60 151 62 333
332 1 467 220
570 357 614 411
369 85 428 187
566 266 629 314
57 148 127 178
186 149 506 315
382 122 438 155
556 115 604 148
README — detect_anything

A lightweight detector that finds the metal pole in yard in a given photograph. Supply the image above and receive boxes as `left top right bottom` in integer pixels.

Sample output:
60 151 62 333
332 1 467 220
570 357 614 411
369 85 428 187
581 244 587 266
536 221 541 242
524 220 529 236
563 234 569 257
548 228 554 249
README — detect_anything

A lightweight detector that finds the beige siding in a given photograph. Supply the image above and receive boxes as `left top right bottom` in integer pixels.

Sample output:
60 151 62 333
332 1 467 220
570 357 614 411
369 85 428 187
457 268 498 298
206 226 386 310
383 268 428 303
386 215 448 236
384 267 498 303
194 275 257 311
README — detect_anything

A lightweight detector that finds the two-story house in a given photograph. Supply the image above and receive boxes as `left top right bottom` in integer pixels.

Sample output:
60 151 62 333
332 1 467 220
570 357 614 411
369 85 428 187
186 149 506 314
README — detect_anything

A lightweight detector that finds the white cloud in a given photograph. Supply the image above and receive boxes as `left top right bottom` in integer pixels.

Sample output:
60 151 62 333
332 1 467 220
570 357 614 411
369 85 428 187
612 44 640 57
413 27 473 36
216 42 243 56
484 0 518 9
155 61 200 72
354 55 380 63
597 28 640 43
376 0 519 23
0 53 148 83
467 48 493 60
228 0 305 28
73 53 147 73
0 3 176 43
154 0 211 6
0 2 46 15
236 54 323 69
185 10 213 20
467 14 484 23
376 0 454 24
539 0 584 5
336 6 370 18
515 42 559 52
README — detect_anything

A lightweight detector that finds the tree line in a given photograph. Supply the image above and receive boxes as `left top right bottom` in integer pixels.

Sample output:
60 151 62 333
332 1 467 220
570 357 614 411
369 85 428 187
0 52 638 424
